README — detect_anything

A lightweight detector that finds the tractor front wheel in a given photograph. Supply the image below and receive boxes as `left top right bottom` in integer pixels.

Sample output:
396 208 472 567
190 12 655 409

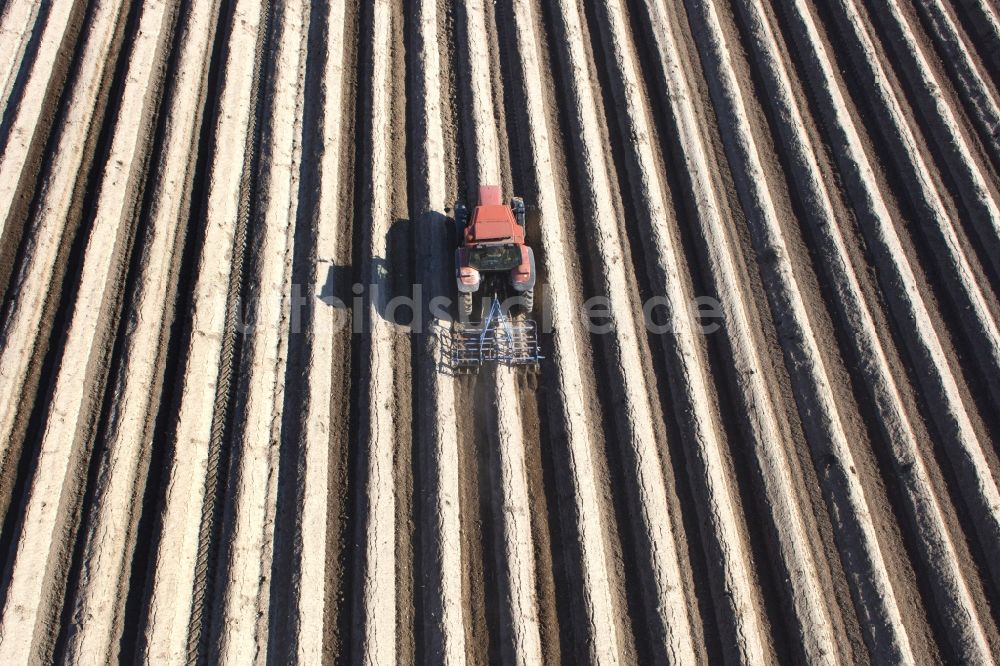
511 197 525 227
454 202 468 241
460 292 473 318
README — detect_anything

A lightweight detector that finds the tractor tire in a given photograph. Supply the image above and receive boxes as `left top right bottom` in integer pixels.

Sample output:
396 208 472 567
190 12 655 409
521 289 534 313
511 197 525 227
461 292 473 318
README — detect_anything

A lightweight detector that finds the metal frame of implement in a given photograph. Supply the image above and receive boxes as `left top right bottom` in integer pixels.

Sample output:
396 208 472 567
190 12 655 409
450 297 542 368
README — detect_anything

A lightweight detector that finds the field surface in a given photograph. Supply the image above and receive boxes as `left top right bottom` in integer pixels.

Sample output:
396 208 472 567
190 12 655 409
0 0 999 662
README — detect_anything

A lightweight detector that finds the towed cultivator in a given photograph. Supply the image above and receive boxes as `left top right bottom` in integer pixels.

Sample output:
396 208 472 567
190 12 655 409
450 296 542 368
449 185 543 369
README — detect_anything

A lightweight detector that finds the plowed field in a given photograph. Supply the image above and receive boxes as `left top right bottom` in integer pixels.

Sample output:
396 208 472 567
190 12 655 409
0 0 999 662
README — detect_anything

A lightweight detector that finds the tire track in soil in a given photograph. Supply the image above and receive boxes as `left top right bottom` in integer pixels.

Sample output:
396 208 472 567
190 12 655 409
434 8 487 663
138 0 266 659
492 4 565 658
185 2 278 660
492 4 561 648
209 0 305 661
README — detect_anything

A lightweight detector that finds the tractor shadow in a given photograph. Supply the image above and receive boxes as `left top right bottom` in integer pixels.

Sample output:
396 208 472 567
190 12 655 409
317 263 353 309
315 217 417 326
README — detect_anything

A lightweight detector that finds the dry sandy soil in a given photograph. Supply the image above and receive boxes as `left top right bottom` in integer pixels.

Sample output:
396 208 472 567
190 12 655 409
0 0 999 662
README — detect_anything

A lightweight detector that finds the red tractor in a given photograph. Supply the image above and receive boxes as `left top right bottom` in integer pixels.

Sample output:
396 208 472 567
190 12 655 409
454 185 536 317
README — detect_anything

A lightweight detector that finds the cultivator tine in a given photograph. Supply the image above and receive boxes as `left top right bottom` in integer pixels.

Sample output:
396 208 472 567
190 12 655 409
449 297 542 369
